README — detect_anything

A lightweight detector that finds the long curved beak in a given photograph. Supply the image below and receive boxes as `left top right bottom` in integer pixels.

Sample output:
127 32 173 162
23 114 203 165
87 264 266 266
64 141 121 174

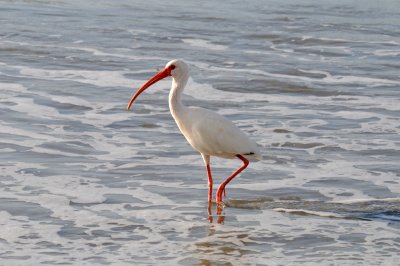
127 67 171 110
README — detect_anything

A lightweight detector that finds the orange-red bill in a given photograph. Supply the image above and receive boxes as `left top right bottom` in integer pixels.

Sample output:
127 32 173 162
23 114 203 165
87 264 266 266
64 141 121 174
127 67 171 110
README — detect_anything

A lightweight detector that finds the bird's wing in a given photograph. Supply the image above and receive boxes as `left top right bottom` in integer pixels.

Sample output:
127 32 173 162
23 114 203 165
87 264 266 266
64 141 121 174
189 108 260 158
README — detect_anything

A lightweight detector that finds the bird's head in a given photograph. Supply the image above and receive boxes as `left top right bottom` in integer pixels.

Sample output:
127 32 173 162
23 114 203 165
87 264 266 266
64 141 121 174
165 59 189 80
127 59 188 110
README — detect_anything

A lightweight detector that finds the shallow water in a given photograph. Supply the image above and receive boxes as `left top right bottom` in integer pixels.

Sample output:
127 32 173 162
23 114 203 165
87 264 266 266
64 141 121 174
1 0 399 265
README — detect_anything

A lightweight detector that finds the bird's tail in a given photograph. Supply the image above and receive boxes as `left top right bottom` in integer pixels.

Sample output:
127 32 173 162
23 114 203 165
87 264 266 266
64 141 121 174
244 151 263 161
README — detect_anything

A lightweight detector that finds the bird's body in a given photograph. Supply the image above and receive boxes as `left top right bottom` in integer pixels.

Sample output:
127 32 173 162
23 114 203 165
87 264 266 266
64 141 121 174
173 106 261 161
127 59 261 203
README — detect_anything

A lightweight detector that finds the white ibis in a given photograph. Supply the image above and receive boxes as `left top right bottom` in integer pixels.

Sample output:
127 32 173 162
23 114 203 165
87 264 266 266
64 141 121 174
127 59 262 203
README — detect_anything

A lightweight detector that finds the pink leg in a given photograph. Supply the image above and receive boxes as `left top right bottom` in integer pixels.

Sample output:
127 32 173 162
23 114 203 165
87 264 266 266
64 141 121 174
216 155 249 202
206 164 213 202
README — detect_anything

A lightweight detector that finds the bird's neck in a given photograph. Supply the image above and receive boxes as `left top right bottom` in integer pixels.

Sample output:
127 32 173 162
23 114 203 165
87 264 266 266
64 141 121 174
169 75 188 119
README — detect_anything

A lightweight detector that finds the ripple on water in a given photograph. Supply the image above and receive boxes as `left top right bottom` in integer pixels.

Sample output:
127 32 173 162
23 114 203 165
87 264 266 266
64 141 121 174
0 0 399 265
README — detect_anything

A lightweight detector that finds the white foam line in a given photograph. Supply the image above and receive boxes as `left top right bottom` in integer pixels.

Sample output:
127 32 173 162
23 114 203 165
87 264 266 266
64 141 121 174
273 208 344 218
70 46 169 61
207 66 400 87
17 65 135 88
0 82 28 93
187 78 400 112
182 38 228 51
49 95 93 108
303 36 400 46
244 49 298 59
373 49 400 56
1 40 169 62
331 198 400 204
2 62 173 91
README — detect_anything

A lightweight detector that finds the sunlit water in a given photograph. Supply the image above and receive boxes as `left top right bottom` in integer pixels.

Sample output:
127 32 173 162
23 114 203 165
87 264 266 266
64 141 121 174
1 0 399 265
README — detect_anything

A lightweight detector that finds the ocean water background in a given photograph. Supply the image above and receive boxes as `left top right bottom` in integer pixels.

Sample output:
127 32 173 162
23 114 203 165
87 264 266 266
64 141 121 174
0 0 399 265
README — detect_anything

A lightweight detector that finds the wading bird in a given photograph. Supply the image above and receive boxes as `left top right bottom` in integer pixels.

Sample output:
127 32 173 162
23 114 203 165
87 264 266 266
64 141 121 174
127 59 261 204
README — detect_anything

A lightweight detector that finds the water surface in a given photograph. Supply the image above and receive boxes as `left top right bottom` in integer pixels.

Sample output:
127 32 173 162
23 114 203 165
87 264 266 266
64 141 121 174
0 0 399 265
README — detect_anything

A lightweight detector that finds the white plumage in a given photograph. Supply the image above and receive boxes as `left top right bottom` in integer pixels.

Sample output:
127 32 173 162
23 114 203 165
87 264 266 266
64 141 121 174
177 106 261 160
127 59 261 203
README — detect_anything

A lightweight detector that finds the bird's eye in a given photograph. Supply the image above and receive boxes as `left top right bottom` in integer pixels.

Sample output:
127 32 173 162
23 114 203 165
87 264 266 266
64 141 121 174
170 65 176 70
